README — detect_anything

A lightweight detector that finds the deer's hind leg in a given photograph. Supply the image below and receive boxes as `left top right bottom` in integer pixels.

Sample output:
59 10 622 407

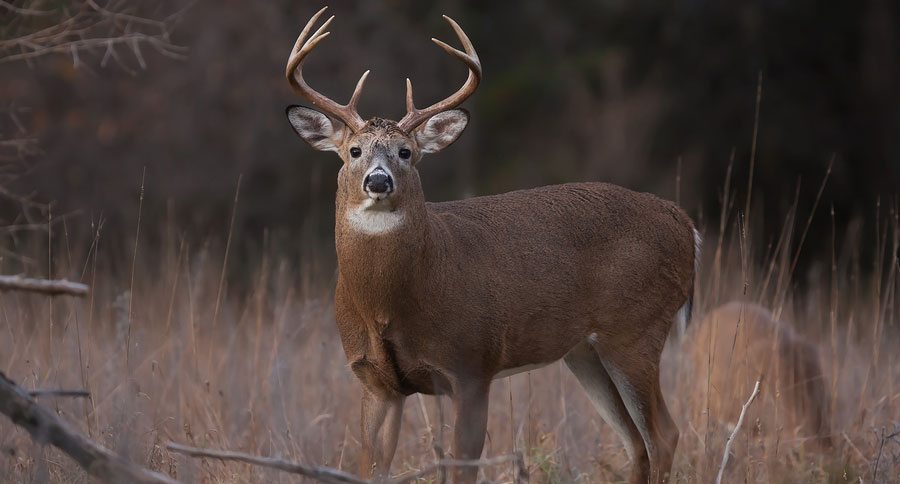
564 339 650 484
591 327 679 483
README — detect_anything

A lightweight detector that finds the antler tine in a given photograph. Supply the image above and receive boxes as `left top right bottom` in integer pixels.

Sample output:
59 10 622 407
291 7 329 55
285 7 368 132
348 70 371 110
403 78 414 115
439 15 479 62
398 15 482 132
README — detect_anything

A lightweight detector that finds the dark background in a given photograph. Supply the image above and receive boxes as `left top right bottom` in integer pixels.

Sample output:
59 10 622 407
2 0 898 269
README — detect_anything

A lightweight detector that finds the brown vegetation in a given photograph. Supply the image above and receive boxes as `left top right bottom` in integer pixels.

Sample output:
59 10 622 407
0 202 897 482
684 301 833 451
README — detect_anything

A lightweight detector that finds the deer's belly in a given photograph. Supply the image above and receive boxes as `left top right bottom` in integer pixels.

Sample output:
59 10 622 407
493 362 552 380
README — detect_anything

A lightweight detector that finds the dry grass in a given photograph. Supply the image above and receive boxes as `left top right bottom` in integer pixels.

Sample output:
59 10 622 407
0 200 898 483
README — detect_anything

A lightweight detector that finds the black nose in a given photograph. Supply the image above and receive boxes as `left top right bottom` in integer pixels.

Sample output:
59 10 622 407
364 171 393 194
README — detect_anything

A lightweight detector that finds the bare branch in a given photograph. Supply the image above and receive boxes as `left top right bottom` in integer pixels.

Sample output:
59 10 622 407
85 0 168 31
0 35 187 64
0 274 89 297
0 184 46 209
0 0 53 16
28 389 90 398
0 1 188 68
716 379 762 484
0 372 176 484
166 442 528 484
0 138 40 164
166 443 368 484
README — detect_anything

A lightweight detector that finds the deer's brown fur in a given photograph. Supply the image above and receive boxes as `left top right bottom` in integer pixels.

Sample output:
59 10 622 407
687 302 833 448
284 9 699 483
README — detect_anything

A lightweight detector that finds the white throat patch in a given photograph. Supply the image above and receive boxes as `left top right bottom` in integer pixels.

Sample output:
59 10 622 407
346 199 405 235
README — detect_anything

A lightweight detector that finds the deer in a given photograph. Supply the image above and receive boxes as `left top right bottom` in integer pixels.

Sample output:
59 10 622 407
686 301 833 449
283 7 700 483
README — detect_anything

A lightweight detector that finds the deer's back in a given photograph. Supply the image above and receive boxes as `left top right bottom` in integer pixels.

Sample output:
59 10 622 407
427 182 694 272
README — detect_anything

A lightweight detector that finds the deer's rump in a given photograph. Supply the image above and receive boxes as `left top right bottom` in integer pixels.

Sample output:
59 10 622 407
416 182 696 376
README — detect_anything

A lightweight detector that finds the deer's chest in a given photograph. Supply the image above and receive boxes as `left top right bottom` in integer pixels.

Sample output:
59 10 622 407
335 292 451 396
346 327 452 397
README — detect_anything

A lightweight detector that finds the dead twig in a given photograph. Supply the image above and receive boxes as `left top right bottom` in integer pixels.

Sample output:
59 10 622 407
0 274 88 297
716 379 761 484
0 372 175 483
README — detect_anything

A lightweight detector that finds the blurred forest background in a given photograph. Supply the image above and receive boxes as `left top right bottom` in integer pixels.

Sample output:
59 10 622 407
1 0 898 271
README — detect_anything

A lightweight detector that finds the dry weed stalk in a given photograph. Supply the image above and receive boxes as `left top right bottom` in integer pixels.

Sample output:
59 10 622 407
716 379 761 484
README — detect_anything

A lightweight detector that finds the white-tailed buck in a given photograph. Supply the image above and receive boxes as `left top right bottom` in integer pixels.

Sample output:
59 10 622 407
687 301 832 449
284 8 700 483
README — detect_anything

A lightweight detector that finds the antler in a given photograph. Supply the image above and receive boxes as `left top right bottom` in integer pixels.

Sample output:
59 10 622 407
286 7 369 132
397 15 482 132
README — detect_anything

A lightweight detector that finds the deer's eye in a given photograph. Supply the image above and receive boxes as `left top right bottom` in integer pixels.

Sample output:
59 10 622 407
350 147 362 158
398 148 411 160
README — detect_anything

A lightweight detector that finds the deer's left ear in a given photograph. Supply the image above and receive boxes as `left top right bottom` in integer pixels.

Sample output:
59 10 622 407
414 109 469 154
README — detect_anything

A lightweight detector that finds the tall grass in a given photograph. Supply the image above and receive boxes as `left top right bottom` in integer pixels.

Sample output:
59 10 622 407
0 194 897 483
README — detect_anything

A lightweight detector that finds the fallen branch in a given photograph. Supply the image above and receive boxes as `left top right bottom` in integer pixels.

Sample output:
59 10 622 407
0 372 175 483
0 366 523 484
166 442 527 484
0 274 88 297
29 389 90 398
716 379 761 484
166 443 366 484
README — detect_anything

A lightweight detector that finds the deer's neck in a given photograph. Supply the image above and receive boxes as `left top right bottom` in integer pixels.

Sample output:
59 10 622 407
335 195 431 320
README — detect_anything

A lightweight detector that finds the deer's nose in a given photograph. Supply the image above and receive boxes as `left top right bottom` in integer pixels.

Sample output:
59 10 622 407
364 170 393 195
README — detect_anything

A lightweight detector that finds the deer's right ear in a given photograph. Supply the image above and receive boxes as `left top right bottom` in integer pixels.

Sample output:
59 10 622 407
286 106 348 152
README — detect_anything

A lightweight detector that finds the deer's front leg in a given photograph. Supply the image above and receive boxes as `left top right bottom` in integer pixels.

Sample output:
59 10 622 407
450 382 490 484
359 388 404 479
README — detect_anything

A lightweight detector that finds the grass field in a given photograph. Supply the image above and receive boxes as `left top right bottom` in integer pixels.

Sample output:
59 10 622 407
1 197 897 483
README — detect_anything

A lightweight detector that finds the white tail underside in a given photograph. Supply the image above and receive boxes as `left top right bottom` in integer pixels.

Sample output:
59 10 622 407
675 228 702 337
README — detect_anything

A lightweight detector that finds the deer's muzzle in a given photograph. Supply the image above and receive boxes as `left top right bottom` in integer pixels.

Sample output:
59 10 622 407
364 168 394 198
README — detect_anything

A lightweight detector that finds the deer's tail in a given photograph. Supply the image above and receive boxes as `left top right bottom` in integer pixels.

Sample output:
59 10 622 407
675 227 702 338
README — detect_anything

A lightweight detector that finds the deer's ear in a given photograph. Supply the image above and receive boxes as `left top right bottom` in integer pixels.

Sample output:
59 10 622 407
286 105 348 152
414 109 469 154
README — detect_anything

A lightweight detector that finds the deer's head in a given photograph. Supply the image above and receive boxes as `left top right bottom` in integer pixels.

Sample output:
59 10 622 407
285 8 480 221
